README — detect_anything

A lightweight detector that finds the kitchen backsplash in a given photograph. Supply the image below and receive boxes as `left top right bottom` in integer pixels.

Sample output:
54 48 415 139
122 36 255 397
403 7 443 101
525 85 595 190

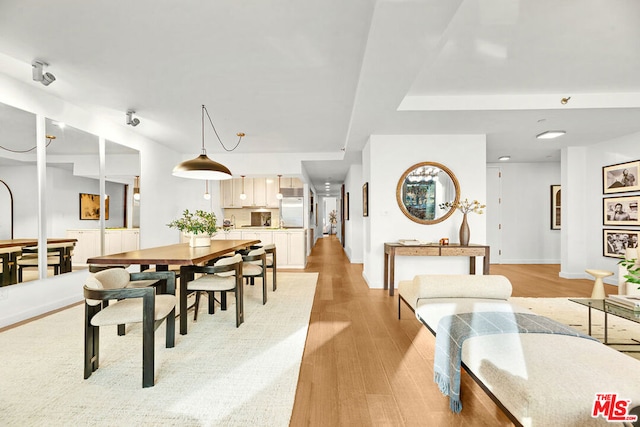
223 208 280 228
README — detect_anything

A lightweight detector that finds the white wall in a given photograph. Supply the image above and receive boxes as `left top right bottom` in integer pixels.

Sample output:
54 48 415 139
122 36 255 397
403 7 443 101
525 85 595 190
562 132 640 285
344 163 363 263
363 134 487 289
486 162 561 263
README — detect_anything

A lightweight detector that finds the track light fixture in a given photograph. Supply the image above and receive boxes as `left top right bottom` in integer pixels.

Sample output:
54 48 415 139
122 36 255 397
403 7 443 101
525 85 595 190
126 110 140 126
32 60 56 86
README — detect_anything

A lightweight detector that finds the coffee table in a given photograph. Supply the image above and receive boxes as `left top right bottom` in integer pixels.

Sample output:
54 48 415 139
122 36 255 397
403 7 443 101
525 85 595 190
569 298 640 351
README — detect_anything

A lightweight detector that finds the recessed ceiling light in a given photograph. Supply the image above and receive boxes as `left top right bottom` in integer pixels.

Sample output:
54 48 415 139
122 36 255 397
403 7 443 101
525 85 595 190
325 182 330 185
536 130 566 139
498 156 511 161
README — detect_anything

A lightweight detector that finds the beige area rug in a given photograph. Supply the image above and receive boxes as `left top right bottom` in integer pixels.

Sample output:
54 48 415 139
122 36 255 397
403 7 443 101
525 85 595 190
0 272 318 426
510 297 640 360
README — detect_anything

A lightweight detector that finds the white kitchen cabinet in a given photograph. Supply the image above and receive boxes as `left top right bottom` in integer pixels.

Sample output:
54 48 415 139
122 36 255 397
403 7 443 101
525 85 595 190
104 230 123 254
252 178 267 207
212 230 243 240
287 231 306 266
221 178 244 208
67 228 140 266
241 230 273 246
66 229 100 266
265 177 280 208
121 229 140 251
241 178 254 206
272 230 306 268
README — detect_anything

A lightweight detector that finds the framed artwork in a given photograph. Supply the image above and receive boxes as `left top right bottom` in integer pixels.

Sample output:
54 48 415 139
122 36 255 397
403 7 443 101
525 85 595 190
345 192 350 220
550 185 561 230
603 160 640 194
603 229 639 258
80 193 109 220
603 196 640 226
362 182 369 217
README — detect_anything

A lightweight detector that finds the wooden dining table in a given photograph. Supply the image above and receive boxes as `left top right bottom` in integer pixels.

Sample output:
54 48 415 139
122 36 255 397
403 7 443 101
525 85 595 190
0 238 77 285
87 239 260 335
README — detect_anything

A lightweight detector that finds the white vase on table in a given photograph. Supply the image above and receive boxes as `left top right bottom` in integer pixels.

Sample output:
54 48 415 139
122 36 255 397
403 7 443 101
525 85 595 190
189 233 211 247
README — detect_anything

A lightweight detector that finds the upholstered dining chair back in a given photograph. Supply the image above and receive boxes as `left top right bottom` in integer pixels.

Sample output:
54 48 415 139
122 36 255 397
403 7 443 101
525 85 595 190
261 243 277 291
242 248 267 304
184 253 244 327
83 270 176 388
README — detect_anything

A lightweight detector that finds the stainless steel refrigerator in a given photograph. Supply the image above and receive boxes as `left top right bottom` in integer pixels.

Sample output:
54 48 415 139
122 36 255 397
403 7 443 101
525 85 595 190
280 197 304 228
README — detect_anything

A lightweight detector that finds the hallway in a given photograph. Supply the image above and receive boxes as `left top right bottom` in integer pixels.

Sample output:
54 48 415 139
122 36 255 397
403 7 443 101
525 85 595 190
290 235 511 426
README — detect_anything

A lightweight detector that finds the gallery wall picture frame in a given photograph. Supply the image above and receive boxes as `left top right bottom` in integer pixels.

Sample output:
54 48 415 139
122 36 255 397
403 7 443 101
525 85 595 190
603 229 639 258
362 182 369 217
79 193 109 220
603 195 640 226
603 160 640 194
345 192 350 220
550 185 561 230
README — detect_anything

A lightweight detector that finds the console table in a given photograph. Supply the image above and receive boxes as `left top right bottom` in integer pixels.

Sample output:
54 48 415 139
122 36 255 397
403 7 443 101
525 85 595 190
383 243 490 296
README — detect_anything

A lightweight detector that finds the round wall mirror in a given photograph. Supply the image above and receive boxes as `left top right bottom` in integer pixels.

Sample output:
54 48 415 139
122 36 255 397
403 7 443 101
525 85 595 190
396 161 460 224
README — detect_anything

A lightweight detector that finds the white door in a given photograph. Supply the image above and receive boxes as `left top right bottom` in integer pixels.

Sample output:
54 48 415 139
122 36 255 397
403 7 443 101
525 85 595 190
486 167 502 264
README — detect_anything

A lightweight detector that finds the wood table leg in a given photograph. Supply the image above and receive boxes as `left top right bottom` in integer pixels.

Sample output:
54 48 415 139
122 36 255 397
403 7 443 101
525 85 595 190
469 256 476 275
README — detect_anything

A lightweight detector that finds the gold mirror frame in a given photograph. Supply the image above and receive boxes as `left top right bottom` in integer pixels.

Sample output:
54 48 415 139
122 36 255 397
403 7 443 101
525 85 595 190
396 161 460 225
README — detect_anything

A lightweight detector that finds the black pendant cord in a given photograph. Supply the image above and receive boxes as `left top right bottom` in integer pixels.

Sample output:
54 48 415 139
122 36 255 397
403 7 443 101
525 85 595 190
202 105 244 152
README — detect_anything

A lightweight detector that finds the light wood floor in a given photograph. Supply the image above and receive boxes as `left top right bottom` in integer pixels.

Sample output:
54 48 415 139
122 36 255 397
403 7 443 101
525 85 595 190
290 235 618 426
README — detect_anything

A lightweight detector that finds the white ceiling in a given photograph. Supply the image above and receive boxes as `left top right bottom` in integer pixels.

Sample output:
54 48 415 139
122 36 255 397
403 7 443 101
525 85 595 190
1 0 640 196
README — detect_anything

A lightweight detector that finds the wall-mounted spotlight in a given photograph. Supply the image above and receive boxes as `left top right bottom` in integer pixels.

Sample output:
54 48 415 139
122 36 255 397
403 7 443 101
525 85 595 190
126 110 140 126
32 60 56 86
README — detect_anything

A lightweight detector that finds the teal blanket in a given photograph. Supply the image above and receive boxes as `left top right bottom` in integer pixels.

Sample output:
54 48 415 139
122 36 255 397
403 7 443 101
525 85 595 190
433 311 598 413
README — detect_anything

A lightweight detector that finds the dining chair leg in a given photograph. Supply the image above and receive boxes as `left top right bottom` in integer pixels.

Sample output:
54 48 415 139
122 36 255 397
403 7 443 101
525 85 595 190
220 292 228 310
194 291 201 321
208 291 215 314
165 308 176 348
262 270 267 305
142 294 155 388
84 304 100 379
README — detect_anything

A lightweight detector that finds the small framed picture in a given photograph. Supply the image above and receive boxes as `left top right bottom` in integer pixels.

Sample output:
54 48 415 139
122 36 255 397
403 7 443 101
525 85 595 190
550 185 561 230
603 160 640 194
603 196 640 226
79 193 109 220
603 229 639 258
362 182 369 217
345 192 350 220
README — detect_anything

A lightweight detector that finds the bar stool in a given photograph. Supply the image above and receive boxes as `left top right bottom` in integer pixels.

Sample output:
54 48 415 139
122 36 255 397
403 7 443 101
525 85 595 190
585 269 614 299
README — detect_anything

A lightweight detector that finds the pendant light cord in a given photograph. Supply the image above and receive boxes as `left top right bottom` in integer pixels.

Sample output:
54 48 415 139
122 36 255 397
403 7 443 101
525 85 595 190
0 136 55 153
202 104 244 152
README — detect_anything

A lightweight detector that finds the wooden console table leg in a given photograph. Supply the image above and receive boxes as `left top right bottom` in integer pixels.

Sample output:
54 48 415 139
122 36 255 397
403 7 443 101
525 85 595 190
469 256 476 275
483 247 490 274
389 252 395 296
384 251 389 292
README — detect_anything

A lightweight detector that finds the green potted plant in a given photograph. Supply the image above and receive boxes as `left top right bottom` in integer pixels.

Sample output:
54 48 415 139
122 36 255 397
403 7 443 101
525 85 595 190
329 209 337 235
619 256 640 291
167 209 218 247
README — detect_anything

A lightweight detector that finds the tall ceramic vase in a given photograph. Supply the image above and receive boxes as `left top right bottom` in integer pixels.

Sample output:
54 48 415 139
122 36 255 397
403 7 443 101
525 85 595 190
459 213 470 246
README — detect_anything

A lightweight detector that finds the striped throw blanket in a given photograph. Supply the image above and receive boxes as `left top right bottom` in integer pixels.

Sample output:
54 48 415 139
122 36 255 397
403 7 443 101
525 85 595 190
433 311 598 413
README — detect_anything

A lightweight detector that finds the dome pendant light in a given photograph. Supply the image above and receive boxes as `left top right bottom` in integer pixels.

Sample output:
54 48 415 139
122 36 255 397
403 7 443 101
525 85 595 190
172 104 245 180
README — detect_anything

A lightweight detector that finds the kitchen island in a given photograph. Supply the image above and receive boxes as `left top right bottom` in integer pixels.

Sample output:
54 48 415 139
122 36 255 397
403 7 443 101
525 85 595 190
213 228 307 268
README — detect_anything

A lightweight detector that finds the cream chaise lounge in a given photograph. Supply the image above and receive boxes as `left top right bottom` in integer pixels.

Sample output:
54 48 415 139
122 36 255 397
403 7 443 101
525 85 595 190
399 274 640 427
